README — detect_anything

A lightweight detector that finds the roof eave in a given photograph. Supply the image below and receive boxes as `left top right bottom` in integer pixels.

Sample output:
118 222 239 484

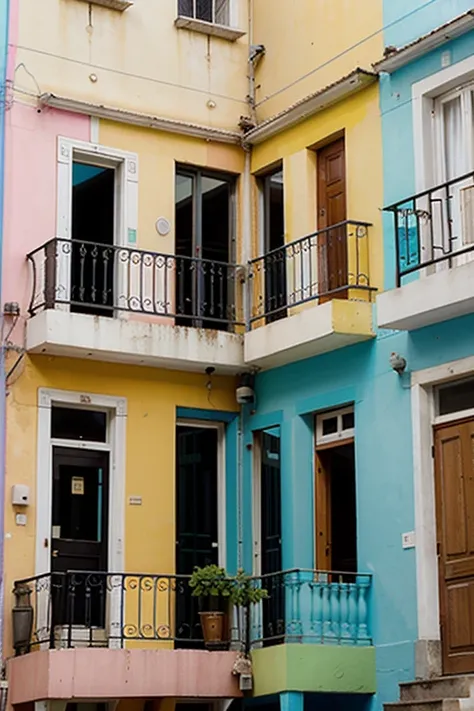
243 69 377 146
373 9 474 73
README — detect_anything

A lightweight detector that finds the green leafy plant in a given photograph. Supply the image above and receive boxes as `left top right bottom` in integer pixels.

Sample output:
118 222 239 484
230 568 269 606
189 564 234 599
188 565 269 605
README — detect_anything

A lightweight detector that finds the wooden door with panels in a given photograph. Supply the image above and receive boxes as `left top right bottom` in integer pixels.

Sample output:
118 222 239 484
434 417 474 674
317 138 348 302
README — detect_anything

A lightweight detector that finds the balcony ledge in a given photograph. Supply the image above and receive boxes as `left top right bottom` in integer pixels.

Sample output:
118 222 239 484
251 644 376 696
27 309 245 374
8 648 242 704
377 261 474 331
244 299 374 370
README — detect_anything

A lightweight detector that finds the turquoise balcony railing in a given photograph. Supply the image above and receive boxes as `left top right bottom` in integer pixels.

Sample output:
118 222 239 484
249 569 372 647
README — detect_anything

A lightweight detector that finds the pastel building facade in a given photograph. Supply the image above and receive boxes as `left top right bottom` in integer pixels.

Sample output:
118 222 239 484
5 3 473 711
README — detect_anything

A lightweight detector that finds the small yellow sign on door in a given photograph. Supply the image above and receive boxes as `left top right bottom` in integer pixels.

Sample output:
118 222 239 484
71 476 84 495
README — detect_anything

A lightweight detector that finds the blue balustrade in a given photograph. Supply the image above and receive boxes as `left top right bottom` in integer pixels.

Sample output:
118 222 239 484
249 569 372 648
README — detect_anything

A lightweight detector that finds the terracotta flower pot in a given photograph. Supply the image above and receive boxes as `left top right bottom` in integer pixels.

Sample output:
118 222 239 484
199 610 227 650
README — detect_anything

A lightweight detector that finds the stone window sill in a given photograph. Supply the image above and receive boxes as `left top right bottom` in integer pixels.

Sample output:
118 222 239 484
75 0 133 11
175 16 246 42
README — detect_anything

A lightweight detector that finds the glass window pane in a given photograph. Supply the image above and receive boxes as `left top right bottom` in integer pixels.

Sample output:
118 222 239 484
322 417 338 436
178 0 193 17
342 412 354 430
265 169 284 252
215 0 229 24
196 0 212 21
175 172 194 257
443 96 464 181
51 407 107 442
438 379 474 416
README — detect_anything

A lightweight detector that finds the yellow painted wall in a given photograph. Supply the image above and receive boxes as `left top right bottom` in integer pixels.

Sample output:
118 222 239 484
14 0 249 129
250 84 384 292
251 0 383 121
3 354 238 654
98 120 245 261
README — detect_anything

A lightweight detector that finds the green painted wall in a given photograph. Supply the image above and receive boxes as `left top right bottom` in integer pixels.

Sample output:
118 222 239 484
251 644 376 697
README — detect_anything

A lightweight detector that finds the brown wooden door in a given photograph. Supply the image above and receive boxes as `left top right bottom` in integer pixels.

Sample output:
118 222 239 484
315 450 332 571
435 418 474 674
317 138 347 301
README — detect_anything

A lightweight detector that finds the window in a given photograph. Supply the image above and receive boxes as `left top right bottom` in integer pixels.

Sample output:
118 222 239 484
434 82 474 183
259 166 287 323
175 166 235 329
315 406 355 446
178 0 230 25
432 82 474 258
436 378 474 417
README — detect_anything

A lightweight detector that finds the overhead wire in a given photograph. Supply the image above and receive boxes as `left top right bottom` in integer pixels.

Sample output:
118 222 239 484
9 0 453 114
255 0 447 107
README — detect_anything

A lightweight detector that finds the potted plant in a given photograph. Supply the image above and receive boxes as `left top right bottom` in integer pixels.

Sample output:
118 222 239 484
189 564 234 649
189 566 268 650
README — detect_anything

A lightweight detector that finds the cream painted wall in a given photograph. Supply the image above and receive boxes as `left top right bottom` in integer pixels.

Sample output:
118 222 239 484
251 0 383 122
250 84 384 291
11 0 249 129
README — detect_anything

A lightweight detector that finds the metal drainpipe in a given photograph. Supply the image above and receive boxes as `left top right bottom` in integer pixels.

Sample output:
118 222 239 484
0 0 12 670
237 407 243 570
247 0 256 124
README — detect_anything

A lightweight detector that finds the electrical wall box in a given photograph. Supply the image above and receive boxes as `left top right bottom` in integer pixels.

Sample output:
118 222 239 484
12 485 30 506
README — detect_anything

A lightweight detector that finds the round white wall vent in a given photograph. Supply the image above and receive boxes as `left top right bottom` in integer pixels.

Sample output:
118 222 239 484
156 217 171 236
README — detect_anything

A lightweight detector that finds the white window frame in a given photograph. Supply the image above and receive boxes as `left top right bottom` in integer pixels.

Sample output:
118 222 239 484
413 54 474 192
411 355 474 644
177 0 236 27
411 56 474 274
35 388 127 648
176 419 227 569
315 405 354 446
56 137 138 313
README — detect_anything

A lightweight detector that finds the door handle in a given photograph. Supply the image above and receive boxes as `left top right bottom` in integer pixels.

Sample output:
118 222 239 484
52 550 59 558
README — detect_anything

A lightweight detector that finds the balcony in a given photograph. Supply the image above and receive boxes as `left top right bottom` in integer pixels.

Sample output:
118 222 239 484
245 221 375 369
9 569 375 702
249 570 375 697
26 239 245 373
377 171 474 331
9 571 244 704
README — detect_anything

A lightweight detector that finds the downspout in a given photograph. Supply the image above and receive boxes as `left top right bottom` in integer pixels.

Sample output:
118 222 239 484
0 0 11 672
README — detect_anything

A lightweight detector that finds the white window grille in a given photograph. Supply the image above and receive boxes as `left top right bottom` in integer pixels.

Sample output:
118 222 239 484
178 0 230 25
315 406 355 446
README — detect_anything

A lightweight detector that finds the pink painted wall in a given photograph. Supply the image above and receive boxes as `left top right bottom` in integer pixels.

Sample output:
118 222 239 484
2 102 89 336
8 648 243 704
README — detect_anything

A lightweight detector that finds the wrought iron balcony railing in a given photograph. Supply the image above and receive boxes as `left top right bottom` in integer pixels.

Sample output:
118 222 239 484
247 220 373 327
27 238 245 330
249 569 372 647
12 571 242 654
13 568 372 655
385 171 474 286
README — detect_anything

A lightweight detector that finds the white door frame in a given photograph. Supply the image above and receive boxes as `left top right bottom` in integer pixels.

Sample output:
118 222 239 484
56 137 138 312
176 419 227 569
36 388 127 647
412 355 474 643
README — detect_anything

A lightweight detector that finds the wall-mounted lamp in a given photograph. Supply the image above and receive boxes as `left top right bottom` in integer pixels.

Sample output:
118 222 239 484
389 352 407 375
236 372 255 405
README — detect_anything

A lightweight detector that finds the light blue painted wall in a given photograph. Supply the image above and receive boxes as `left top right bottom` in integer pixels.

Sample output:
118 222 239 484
243 313 474 711
384 0 474 48
381 29 474 288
